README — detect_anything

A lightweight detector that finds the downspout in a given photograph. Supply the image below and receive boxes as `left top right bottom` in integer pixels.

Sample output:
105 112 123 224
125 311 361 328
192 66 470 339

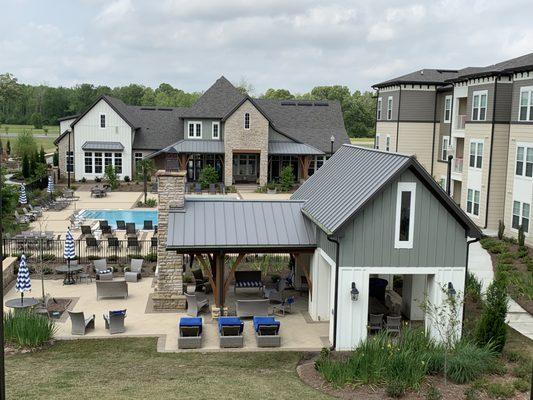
395 85 402 152
462 236 481 329
327 235 341 351
430 89 438 175
484 76 499 229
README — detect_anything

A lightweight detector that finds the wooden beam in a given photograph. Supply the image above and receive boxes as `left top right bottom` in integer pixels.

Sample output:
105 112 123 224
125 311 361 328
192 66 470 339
195 254 218 306
223 253 246 296
178 154 189 171
295 253 313 299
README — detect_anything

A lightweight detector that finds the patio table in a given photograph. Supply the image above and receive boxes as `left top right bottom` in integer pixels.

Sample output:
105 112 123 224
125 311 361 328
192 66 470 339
5 297 39 309
55 264 84 285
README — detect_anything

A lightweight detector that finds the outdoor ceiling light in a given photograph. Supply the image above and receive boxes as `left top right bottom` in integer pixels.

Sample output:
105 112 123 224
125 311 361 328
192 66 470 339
350 282 359 301
447 282 456 298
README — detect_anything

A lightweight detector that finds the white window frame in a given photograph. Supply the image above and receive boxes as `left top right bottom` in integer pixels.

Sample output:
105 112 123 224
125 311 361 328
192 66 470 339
375 134 380 150
469 139 484 169
212 121 220 139
84 152 93 174
99 113 106 129
439 176 447 190
387 96 393 120
394 182 416 249
187 121 202 139
441 136 450 161
471 90 488 121
518 86 533 122
444 95 452 123
466 188 480 217
377 97 382 120
515 143 533 178
386 135 391 151
244 113 250 130
512 200 530 234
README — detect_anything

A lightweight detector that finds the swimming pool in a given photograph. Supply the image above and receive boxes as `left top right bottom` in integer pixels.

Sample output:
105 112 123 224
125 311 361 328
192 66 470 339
81 210 158 229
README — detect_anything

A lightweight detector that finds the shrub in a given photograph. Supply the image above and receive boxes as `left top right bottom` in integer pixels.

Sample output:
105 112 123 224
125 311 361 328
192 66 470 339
426 386 442 400
512 360 532 379
513 379 529 392
486 382 514 399
41 253 56 262
475 277 508 352
464 387 479 400
446 340 497 384
80 177 86 183
144 252 157 262
22 153 30 178
279 165 295 191
95 176 102 183
385 381 406 398
198 165 219 189
497 220 504 240
4 310 56 347
518 225 525 247
104 165 119 190
53 151 59 166
465 272 482 303
124 175 130 182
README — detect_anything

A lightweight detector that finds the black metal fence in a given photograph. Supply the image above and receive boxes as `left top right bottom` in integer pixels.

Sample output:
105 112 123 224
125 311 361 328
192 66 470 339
3 238 157 265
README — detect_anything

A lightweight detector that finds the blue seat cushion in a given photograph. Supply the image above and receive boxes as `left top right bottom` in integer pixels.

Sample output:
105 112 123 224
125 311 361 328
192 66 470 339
110 309 126 316
253 316 280 333
180 317 202 334
218 317 243 334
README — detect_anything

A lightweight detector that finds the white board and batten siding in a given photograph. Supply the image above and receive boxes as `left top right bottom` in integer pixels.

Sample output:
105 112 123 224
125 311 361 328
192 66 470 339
59 118 77 135
73 99 134 180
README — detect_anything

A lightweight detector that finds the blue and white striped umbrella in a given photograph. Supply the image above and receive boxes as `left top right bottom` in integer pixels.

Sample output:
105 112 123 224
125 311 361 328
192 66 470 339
64 228 76 260
18 183 27 205
15 254 31 298
47 175 54 193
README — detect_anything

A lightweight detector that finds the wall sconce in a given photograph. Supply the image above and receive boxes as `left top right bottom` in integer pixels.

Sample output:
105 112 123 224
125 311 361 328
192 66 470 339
447 282 456 298
350 282 359 301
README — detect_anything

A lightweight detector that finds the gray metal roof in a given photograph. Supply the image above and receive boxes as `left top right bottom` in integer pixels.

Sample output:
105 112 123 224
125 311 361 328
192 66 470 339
166 199 316 251
292 145 482 238
146 140 224 159
81 141 125 151
268 141 324 155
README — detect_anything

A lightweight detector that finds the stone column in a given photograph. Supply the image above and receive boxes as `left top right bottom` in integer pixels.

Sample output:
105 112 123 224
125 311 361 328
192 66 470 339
152 170 187 310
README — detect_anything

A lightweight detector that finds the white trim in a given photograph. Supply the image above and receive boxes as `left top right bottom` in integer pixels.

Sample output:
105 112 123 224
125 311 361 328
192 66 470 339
387 96 393 120
394 182 416 249
377 97 382 120
318 248 335 268
375 134 380 150
439 175 447 191
466 188 480 218
244 113 250 130
471 90 488 121
99 113 106 129
444 95 452 123
468 139 484 170
386 135 391 151
511 200 530 235
441 136 450 161
518 86 533 122
212 121 220 139
515 142 533 178
187 121 202 139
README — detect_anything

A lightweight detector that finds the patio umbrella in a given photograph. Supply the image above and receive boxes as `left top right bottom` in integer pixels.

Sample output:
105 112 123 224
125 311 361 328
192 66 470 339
15 254 31 302
63 228 76 285
47 175 54 195
18 183 27 205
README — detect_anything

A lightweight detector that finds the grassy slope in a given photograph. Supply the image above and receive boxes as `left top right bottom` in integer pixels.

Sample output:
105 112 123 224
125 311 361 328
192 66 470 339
0 124 59 135
6 338 330 400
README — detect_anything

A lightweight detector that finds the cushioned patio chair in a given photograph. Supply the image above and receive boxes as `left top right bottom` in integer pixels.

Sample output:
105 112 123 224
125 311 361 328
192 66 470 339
368 313 384 334
253 316 281 347
125 258 143 282
192 269 210 293
68 311 95 335
126 223 137 236
385 316 402 336
272 296 295 316
236 299 269 318
80 225 93 236
194 183 202 195
208 183 216 195
185 293 209 317
116 220 126 230
265 279 287 303
103 310 126 334
178 317 203 349
93 258 113 280
143 220 153 230
218 317 244 348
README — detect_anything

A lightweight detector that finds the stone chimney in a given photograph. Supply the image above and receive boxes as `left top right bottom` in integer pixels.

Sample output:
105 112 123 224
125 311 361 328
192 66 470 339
151 170 186 310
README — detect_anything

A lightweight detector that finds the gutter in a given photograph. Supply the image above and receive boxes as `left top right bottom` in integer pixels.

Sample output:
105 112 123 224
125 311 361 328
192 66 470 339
462 236 481 329
396 85 402 152
484 76 499 229
327 235 341 351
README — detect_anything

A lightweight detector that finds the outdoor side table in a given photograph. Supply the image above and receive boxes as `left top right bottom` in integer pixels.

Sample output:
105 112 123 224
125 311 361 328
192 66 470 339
5 297 40 309
55 264 84 285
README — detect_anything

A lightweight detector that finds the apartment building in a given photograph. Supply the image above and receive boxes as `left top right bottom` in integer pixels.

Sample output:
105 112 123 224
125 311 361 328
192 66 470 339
372 53 533 245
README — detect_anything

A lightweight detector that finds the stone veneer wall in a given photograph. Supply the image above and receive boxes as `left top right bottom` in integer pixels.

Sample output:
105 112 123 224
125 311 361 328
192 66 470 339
224 100 269 186
152 170 186 310
57 132 74 180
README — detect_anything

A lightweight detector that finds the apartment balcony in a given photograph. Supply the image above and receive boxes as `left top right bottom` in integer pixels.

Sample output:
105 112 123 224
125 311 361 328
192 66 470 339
451 157 463 181
456 115 466 130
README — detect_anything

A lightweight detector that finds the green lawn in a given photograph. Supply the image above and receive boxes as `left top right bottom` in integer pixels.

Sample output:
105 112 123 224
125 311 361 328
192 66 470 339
350 137 374 148
6 338 329 400
0 124 59 135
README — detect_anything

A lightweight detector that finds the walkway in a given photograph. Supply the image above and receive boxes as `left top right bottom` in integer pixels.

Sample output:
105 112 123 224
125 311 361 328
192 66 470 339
468 241 533 340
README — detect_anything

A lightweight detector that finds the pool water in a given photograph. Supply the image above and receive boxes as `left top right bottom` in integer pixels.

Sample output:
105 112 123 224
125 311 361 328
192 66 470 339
81 210 158 229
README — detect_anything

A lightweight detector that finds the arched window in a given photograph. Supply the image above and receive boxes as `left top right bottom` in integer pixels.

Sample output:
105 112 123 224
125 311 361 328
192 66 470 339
244 113 250 129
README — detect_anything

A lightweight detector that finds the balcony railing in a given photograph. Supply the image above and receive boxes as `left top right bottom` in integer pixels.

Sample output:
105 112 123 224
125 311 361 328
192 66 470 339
456 115 466 130
453 157 463 173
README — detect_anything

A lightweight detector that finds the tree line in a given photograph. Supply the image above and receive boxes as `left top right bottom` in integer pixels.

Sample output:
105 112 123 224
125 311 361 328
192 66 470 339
0 73 376 137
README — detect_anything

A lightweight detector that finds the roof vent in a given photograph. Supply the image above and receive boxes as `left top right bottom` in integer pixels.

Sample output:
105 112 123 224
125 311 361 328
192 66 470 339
281 101 296 106
157 108 173 111
140 107 156 111
314 102 329 106
420 70 424 75
297 102 313 106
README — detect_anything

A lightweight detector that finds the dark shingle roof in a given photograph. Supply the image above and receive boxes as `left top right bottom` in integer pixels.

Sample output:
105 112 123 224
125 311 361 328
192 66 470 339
373 69 459 88
183 76 245 118
455 53 533 80
292 145 482 238
131 107 187 150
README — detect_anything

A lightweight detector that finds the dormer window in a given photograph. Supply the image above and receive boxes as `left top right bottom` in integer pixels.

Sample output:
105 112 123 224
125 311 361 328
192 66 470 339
187 121 202 139
212 122 220 139
244 113 250 129
100 114 106 128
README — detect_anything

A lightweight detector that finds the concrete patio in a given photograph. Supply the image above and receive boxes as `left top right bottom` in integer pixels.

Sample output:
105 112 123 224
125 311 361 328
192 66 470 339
3 276 329 352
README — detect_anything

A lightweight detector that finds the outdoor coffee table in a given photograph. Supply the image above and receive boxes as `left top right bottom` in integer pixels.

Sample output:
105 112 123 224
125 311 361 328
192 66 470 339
55 264 84 285
5 297 40 309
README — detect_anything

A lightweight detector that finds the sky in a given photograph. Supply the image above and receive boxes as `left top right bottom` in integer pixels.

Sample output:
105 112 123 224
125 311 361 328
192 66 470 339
1 0 533 94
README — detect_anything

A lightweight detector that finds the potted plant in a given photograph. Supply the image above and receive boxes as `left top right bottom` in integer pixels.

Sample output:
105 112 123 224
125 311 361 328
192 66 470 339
266 182 277 194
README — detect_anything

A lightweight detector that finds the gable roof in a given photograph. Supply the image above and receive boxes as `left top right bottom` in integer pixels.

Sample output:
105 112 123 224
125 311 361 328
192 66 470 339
292 145 482 238
454 52 533 80
70 95 139 130
130 106 187 150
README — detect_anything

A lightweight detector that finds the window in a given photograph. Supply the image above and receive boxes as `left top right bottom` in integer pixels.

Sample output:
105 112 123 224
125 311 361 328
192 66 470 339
442 136 450 161
469 140 483 169
439 177 446 190
100 114 106 128
472 90 488 121
66 151 74 172
94 152 103 174
134 152 143 166
386 135 391 151
104 152 113 169
187 121 202 138
244 113 250 129
394 182 416 249
377 97 382 120
114 153 122 174
466 188 480 216
444 95 452 123
84 152 93 173
515 145 533 177
513 201 530 233
519 86 533 121
387 96 393 120
375 134 380 150
212 122 220 139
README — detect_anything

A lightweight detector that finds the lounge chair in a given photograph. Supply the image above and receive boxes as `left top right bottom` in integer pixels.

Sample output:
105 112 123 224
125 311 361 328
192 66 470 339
21 208 35 221
127 236 140 251
234 270 263 294
178 317 203 349
85 236 100 251
99 220 109 230
208 183 216 195
125 258 143 282
143 220 153 230
385 316 402 335
107 236 121 250
185 293 209 317
101 225 112 236
68 311 95 335
96 281 128 300
253 316 281 347
273 296 295 316
194 183 201 195
126 223 137 236
103 310 126 334
116 220 126 230
192 269 210 293
218 317 244 348
236 299 270 318
28 204 43 217
151 236 158 248
93 258 113 280
14 210 29 224
368 314 384 334
80 225 93 236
